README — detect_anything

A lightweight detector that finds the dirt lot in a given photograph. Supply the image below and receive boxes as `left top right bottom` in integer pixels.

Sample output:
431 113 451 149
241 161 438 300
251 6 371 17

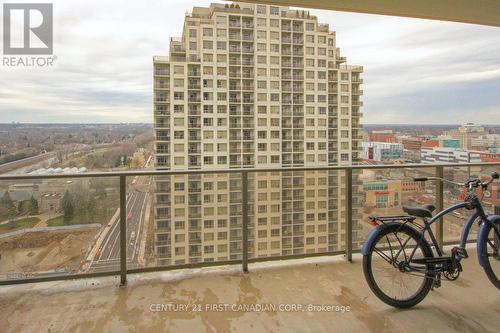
0 230 97 274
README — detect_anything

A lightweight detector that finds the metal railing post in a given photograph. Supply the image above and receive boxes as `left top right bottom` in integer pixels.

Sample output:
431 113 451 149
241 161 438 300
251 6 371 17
435 166 444 248
119 175 127 285
345 168 353 262
242 171 249 272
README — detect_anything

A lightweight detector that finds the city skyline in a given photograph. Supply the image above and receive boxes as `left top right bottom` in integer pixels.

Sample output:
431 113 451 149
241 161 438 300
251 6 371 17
1 0 499 124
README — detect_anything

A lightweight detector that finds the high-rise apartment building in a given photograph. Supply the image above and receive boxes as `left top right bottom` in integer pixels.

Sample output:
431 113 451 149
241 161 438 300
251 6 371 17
153 2 363 266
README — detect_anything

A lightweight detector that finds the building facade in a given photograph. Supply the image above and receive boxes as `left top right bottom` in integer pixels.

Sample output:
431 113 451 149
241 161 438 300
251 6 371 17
361 142 404 162
447 123 485 149
421 147 482 164
402 138 423 151
153 2 363 266
369 130 395 143
363 180 401 209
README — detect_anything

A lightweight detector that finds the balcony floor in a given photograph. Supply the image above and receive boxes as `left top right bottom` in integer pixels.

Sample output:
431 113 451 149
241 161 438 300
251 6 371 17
1 249 499 333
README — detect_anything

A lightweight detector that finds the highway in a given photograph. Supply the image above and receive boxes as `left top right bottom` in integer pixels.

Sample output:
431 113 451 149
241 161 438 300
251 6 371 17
0 152 57 174
87 174 151 273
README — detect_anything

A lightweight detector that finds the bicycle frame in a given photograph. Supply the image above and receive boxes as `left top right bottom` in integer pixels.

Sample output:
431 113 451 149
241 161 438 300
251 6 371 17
361 194 495 272
404 196 488 268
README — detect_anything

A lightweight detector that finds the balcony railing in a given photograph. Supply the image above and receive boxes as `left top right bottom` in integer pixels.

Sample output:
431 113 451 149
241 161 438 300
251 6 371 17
154 70 170 76
0 161 498 286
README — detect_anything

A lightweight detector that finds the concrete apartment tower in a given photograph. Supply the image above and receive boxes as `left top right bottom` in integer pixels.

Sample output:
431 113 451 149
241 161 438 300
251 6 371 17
153 2 363 266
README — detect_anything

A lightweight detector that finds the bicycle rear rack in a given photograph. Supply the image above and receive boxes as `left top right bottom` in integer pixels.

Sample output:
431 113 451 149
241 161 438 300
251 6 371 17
369 215 416 224
368 215 425 230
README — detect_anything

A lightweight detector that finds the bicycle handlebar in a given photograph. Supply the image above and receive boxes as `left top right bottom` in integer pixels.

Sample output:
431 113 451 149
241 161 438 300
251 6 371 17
413 177 428 182
413 176 462 186
413 171 499 189
482 171 499 188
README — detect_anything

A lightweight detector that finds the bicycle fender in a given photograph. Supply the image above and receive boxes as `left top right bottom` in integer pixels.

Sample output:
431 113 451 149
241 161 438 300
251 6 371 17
477 215 500 267
361 222 401 256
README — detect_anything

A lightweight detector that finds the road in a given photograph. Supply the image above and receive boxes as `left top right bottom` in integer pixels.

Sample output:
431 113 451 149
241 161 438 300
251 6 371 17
0 152 57 174
87 175 152 273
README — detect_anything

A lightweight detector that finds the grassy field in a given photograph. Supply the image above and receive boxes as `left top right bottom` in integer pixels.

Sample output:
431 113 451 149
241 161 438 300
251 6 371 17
60 148 110 168
46 216 66 227
0 217 40 233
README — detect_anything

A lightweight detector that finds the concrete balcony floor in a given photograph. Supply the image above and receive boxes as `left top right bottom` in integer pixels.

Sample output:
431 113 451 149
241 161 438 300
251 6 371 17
0 249 499 333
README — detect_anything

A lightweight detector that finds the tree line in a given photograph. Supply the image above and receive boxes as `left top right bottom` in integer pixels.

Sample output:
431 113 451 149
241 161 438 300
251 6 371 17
0 192 38 220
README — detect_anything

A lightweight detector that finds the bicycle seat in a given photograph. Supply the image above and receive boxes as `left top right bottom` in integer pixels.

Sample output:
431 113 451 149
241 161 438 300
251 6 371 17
402 204 435 218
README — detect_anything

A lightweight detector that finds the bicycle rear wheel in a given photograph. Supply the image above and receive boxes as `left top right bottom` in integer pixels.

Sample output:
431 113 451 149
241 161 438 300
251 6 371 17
363 223 435 308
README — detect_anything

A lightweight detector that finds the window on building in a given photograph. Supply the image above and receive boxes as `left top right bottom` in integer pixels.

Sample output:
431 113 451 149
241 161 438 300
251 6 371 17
203 28 213 37
257 5 266 14
203 40 213 49
217 29 226 37
173 65 184 74
216 16 226 26
217 41 226 50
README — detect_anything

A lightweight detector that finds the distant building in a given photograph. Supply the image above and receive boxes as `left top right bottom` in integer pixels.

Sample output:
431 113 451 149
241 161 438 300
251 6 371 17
40 193 62 212
471 134 500 150
401 180 425 193
421 139 439 148
363 180 401 208
361 142 404 161
402 149 420 162
402 138 423 151
28 167 87 176
472 151 500 163
447 123 485 149
421 147 477 163
488 147 500 154
440 138 460 148
0 184 39 204
369 130 395 143
459 123 485 133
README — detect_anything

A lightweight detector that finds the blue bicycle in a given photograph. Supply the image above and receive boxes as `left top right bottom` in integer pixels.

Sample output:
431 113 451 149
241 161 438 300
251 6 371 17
362 171 500 308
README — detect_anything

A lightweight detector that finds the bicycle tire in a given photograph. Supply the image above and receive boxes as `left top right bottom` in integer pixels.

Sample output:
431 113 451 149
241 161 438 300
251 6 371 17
478 219 500 289
363 222 435 308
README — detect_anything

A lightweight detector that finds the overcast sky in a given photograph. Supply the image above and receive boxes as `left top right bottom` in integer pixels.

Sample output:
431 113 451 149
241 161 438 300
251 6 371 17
1 0 499 124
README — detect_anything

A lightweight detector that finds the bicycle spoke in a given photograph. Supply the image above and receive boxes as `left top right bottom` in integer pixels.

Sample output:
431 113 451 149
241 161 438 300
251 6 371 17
393 233 413 262
373 247 395 265
385 235 395 262
486 238 498 252
368 226 429 303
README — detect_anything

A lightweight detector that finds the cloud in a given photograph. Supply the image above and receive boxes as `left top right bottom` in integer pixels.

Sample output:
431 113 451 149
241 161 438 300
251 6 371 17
311 10 500 124
0 0 499 124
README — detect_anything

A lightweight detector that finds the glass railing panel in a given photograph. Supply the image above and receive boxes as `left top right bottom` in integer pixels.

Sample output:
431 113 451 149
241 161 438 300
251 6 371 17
0 176 119 282
355 166 437 250
442 163 500 243
145 173 243 269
